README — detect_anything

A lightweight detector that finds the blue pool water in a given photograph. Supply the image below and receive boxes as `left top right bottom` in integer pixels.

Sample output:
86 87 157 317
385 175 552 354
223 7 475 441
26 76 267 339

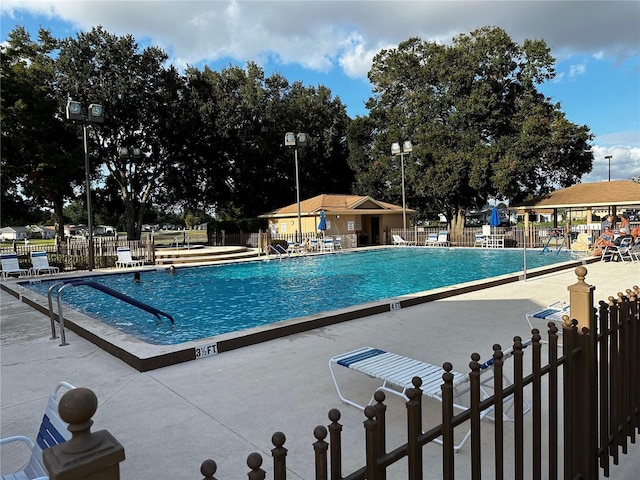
24 248 580 345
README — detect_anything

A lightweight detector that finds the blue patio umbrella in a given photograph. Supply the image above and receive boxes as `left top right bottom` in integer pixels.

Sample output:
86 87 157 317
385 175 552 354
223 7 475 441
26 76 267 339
318 210 327 236
490 206 501 229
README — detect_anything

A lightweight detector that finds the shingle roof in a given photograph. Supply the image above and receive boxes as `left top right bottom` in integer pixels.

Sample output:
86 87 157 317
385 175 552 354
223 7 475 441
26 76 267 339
514 181 640 209
260 194 416 217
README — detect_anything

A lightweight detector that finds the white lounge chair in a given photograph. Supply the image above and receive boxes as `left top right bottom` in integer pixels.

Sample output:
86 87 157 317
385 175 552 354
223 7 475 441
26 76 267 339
436 231 450 247
29 251 60 275
1 253 31 280
115 246 144 268
285 241 302 254
392 235 416 246
329 344 531 451
526 301 570 343
0 381 75 480
333 237 343 250
425 233 438 246
474 234 486 247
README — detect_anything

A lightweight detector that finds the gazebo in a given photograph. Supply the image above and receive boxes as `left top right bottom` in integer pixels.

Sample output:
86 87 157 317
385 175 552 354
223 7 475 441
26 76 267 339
513 180 640 238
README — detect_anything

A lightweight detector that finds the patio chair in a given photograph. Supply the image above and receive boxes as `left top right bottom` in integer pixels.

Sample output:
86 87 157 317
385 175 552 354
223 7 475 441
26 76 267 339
322 238 335 252
425 233 438 246
436 231 450 247
526 300 570 343
329 343 531 451
333 236 343 250
600 237 633 263
115 246 144 268
0 381 75 480
629 237 640 263
392 235 416 246
1 253 31 280
29 251 60 275
474 234 486 247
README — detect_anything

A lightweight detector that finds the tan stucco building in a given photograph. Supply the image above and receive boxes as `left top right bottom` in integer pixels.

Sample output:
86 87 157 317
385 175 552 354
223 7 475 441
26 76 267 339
259 194 417 245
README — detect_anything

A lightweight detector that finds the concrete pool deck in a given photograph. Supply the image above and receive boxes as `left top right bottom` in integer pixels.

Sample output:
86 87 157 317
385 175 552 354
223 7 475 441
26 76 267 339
1 257 639 478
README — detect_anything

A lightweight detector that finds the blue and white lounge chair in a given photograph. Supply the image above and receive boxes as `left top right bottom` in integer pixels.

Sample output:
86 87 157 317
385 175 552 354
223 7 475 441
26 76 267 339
0 381 75 480
1 253 31 280
29 251 60 275
322 238 335 252
329 344 531 451
425 233 438 246
526 301 570 343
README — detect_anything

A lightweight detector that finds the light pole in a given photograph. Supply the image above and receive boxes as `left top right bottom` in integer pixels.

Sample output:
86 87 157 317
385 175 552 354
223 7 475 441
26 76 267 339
391 140 413 232
66 100 104 271
605 155 612 182
285 132 308 243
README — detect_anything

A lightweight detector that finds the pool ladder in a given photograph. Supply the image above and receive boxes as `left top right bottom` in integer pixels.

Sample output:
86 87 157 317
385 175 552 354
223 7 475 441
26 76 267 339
47 279 175 346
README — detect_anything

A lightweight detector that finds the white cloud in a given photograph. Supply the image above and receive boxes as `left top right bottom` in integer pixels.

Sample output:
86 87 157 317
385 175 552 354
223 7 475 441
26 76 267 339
583 143 640 183
569 63 587 77
3 0 638 172
337 33 390 79
3 0 638 80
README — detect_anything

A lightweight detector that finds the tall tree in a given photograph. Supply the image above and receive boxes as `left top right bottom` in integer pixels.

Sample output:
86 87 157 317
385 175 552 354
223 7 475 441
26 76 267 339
55 26 186 240
357 27 593 232
168 62 352 219
1 27 83 234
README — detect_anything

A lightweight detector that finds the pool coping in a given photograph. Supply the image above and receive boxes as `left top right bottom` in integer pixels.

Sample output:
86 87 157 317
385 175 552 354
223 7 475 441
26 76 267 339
0 249 598 372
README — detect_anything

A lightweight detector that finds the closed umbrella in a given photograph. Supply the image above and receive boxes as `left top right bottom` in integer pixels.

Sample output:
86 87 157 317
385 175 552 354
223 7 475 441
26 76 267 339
318 210 327 237
490 206 501 234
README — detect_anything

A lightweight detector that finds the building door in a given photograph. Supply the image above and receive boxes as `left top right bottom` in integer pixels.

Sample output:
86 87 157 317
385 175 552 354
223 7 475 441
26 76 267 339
371 217 380 244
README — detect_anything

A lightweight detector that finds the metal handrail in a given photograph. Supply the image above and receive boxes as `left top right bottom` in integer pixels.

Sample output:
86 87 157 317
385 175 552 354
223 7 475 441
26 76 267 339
47 281 66 343
65 279 175 324
267 245 283 259
47 279 175 346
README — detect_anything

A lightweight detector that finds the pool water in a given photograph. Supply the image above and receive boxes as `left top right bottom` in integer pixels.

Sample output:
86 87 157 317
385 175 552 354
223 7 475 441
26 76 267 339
25 248 580 345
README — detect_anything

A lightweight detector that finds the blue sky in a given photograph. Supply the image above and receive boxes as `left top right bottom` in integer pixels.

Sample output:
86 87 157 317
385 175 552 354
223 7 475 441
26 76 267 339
2 0 639 183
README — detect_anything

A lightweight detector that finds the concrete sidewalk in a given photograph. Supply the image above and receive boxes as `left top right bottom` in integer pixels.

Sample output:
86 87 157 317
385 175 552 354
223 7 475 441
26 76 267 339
1 261 639 478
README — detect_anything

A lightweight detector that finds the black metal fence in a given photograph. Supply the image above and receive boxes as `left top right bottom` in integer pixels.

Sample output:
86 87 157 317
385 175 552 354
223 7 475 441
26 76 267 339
194 270 638 479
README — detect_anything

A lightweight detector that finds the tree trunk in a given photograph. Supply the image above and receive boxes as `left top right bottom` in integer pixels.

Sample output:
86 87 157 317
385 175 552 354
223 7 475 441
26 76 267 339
53 198 66 239
450 209 466 243
125 199 138 240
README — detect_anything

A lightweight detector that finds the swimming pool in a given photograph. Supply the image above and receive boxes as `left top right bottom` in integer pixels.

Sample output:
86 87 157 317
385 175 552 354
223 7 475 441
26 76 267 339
24 248 581 345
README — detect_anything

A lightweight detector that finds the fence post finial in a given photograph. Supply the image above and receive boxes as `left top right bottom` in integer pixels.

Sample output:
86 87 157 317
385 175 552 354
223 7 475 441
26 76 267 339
567 266 595 334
